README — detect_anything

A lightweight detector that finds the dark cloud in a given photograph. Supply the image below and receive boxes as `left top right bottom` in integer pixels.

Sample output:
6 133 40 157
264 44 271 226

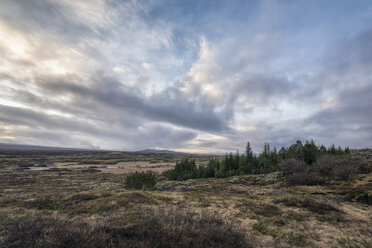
231 74 295 103
33 73 229 133
0 103 197 150
305 84 372 142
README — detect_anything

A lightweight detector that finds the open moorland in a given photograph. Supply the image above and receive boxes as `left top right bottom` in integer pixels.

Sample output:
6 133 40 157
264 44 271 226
0 150 220 174
0 148 371 248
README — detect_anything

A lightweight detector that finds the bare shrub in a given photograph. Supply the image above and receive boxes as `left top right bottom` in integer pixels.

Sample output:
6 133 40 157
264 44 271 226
281 159 324 185
0 208 260 248
132 207 259 248
285 171 325 185
0 216 110 248
281 155 365 185
281 159 306 177
332 163 358 180
316 154 362 180
314 155 334 177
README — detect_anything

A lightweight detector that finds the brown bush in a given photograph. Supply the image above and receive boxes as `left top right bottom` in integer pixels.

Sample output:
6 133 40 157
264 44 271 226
0 216 107 248
314 155 334 177
281 159 307 177
332 163 359 180
281 155 365 185
285 171 325 185
317 154 362 180
281 159 324 185
0 208 260 248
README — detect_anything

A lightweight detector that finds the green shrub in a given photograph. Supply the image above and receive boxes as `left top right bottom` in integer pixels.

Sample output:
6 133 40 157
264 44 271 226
124 171 156 190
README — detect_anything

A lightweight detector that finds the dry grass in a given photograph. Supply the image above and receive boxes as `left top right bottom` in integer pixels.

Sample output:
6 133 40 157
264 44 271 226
273 197 340 214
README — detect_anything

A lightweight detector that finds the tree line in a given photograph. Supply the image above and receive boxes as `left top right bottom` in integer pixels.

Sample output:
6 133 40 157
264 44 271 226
164 140 351 180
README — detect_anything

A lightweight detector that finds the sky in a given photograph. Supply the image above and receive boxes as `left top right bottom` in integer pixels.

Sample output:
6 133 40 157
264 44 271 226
0 0 371 153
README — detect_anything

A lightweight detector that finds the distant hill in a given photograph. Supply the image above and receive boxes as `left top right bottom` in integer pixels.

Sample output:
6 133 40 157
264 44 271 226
0 143 185 154
135 149 184 154
0 143 99 151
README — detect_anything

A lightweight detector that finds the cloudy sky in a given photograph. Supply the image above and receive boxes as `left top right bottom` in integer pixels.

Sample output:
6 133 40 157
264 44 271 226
0 0 371 153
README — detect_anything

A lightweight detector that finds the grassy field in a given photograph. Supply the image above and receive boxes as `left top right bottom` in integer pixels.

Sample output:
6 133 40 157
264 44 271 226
0 150 371 247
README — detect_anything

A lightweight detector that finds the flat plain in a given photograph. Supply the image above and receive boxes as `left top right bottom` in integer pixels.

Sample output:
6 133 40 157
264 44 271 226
0 150 371 247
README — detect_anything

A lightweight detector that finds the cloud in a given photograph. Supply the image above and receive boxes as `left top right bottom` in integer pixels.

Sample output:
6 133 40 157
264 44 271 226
0 0 371 152
302 30 372 148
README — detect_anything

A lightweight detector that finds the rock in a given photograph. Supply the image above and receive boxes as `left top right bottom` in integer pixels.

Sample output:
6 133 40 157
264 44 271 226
228 177 241 184
156 184 174 191
178 186 195 192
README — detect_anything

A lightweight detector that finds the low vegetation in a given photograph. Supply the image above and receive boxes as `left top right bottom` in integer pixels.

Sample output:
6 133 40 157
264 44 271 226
0 145 371 247
273 197 340 214
1 207 259 248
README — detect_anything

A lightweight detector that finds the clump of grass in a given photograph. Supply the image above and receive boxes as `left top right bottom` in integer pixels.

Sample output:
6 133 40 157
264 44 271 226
124 171 156 190
115 192 156 207
67 193 100 203
274 197 340 214
285 232 310 247
22 198 59 210
253 203 281 217
236 200 281 217
252 222 277 237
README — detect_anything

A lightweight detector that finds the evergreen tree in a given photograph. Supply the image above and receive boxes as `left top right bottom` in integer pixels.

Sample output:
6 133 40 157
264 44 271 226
345 146 350 154
278 146 287 160
329 144 336 154
246 142 253 160
319 144 327 153
303 141 318 165
287 140 304 160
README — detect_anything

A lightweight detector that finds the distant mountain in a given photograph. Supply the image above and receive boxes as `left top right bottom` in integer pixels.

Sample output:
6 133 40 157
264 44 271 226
135 149 184 154
0 143 100 151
